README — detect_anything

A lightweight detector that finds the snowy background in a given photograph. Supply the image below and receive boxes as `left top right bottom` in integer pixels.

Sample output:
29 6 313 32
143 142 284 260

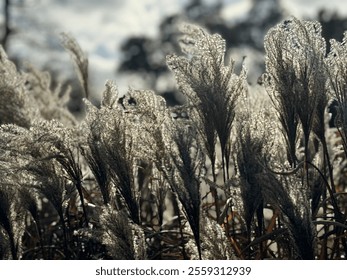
2 0 347 102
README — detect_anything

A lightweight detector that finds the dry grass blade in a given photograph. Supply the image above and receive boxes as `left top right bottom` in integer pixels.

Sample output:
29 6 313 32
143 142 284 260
0 187 26 259
61 32 89 99
163 121 202 259
167 24 246 183
260 172 315 259
100 208 147 259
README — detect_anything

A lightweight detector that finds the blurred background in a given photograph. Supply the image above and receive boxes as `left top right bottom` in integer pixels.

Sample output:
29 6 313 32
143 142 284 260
1 0 347 113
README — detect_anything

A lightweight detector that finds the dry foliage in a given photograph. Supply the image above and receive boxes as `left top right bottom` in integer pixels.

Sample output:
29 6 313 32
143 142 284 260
1 18 347 259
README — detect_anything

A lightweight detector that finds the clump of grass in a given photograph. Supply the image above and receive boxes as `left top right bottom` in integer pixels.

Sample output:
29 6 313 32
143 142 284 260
236 117 266 254
99 208 147 259
0 186 26 259
0 46 35 128
82 85 141 224
264 17 326 168
1 17 347 260
162 120 203 259
259 171 315 259
167 24 247 223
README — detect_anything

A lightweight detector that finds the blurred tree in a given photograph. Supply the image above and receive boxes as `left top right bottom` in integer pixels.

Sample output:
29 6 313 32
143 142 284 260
117 0 285 103
119 37 153 73
206 0 283 51
318 9 347 52
1 0 11 49
117 15 183 106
